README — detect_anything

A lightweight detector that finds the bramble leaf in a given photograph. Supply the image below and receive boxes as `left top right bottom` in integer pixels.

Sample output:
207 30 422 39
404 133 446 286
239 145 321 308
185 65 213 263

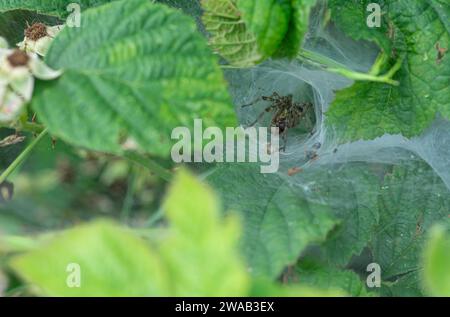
308 165 380 267
423 224 450 296
7 169 341 297
275 0 316 57
161 169 250 296
9 170 249 296
10 221 170 296
0 0 117 17
201 0 262 67
237 0 292 57
294 260 371 296
32 0 235 157
371 163 450 296
327 0 392 55
326 0 450 140
201 0 316 67
207 164 337 278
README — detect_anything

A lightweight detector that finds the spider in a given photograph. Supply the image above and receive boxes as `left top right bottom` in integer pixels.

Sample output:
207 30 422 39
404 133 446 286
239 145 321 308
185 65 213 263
242 92 313 151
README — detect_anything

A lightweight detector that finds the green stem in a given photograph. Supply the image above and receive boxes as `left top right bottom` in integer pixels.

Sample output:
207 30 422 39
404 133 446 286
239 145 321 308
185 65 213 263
0 121 45 134
299 48 349 70
369 52 389 75
120 166 137 223
326 67 399 85
20 121 46 133
124 151 173 182
144 207 165 227
0 128 48 184
297 49 400 86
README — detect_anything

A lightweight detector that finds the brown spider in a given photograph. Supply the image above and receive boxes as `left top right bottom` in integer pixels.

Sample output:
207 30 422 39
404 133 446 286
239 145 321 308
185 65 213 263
242 92 313 151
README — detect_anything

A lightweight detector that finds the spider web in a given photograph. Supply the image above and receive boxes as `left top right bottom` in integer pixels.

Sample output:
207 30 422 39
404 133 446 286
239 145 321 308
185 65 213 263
167 0 450 196
221 2 450 195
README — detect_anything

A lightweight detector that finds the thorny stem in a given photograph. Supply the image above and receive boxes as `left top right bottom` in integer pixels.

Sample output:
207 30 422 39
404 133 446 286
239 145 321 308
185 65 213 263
120 166 138 223
0 128 48 184
219 49 402 85
0 121 45 134
297 49 401 86
20 121 46 133
124 151 173 182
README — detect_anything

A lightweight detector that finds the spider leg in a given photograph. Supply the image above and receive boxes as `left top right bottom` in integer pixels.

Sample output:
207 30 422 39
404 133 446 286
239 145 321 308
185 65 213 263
262 96 275 102
241 96 262 108
272 92 281 99
286 94 293 104
262 92 282 102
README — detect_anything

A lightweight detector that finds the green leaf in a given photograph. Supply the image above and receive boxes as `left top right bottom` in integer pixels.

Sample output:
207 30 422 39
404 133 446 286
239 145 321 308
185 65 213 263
0 0 117 17
275 0 316 57
381 271 423 297
237 0 292 57
294 260 371 296
202 0 315 67
310 165 380 267
32 0 235 157
201 0 262 67
10 221 169 296
326 0 450 140
8 169 250 296
423 224 450 296
6 169 353 297
283 164 380 267
371 163 450 296
157 0 202 18
207 164 337 279
327 0 392 55
161 169 250 296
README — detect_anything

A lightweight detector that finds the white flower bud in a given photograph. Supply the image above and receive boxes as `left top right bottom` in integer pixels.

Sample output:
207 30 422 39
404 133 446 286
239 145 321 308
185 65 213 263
0 41 62 123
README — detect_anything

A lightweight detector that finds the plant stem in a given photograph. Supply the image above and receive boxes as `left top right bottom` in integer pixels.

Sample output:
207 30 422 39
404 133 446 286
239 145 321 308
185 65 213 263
20 121 46 133
144 207 165 227
120 166 137 223
0 128 48 184
0 121 45 134
297 49 400 86
124 151 173 182
326 67 399 85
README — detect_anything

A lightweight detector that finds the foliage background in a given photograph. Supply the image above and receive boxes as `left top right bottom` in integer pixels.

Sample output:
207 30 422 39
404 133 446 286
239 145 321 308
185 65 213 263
0 0 449 297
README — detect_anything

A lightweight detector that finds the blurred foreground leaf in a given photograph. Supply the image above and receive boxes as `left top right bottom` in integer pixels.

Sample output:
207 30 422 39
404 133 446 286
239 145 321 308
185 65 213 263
11 221 169 296
161 169 249 296
7 169 344 296
423 224 450 296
